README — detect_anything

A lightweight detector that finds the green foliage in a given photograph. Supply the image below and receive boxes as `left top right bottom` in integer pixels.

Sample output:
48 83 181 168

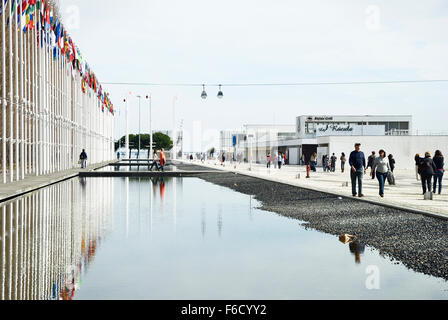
115 132 173 152
153 132 173 151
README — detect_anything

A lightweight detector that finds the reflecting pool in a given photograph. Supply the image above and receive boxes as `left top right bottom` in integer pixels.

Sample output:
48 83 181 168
0 177 447 300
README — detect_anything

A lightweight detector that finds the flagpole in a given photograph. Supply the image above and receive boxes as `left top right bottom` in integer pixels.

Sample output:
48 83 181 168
173 96 177 161
20 0 24 179
45 22 49 174
8 0 13 182
14 0 19 181
25 16 29 176
38 12 42 176
125 96 129 159
149 94 152 160
32 6 36 176
1 0 7 184
35 8 39 176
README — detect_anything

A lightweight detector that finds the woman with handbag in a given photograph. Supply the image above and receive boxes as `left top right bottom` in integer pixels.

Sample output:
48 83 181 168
433 150 445 195
371 149 390 198
340 153 347 173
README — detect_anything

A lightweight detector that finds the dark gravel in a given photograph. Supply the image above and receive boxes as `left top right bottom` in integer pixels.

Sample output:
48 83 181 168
193 170 448 281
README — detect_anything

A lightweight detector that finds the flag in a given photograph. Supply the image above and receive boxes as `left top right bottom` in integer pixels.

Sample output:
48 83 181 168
6 0 17 26
0 0 9 16
21 0 28 14
20 1 28 32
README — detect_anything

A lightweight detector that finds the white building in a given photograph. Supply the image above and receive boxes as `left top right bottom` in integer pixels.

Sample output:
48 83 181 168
291 115 413 166
229 115 448 169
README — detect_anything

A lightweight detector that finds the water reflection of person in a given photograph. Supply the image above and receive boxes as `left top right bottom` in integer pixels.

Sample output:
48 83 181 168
79 176 87 188
349 241 366 264
160 179 166 201
150 177 166 202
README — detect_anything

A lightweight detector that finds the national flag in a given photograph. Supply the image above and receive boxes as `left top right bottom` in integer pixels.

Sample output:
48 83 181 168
0 0 9 16
6 0 17 26
20 1 28 32
44 2 49 29
21 0 28 14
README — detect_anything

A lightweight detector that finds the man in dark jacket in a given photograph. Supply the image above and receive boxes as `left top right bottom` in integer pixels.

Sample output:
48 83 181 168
79 149 88 169
367 151 376 179
349 143 366 197
418 152 438 195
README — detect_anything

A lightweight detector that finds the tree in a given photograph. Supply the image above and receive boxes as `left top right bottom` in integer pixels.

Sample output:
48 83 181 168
115 132 173 154
153 132 173 151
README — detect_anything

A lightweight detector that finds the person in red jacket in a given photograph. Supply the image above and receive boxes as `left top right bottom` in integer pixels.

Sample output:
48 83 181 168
159 148 166 172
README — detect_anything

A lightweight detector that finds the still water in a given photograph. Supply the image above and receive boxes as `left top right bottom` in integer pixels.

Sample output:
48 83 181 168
0 177 447 300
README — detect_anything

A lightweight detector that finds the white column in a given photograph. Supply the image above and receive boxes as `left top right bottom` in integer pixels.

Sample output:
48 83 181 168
125 98 129 159
19 0 25 179
1 0 7 183
14 0 20 181
8 0 14 182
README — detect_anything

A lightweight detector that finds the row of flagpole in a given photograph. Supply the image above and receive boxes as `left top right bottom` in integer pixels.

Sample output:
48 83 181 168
1 0 115 184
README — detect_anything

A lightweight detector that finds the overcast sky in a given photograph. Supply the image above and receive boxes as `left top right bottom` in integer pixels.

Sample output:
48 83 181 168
59 0 448 151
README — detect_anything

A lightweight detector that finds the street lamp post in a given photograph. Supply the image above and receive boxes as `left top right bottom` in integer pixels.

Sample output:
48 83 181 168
146 95 152 159
173 96 178 161
136 95 142 158
124 98 129 159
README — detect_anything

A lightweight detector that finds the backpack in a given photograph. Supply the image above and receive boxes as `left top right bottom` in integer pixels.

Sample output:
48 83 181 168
419 158 431 174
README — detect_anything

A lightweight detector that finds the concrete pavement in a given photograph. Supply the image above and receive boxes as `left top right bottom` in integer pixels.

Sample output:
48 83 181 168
0 161 113 203
181 159 448 220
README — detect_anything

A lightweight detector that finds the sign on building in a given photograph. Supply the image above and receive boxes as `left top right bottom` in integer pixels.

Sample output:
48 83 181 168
316 124 385 136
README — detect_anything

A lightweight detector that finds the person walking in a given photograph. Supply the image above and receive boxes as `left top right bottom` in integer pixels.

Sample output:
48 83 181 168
371 149 391 198
330 153 337 172
267 153 272 168
414 154 421 181
418 152 438 195
349 143 366 197
159 148 166 172
323 155 330 172
388 154 396 173
150 150 161 171
340 152 347 173
310 152 317 172
277 153 283 169
367 151 376 180
79 149 88 169
433 150 445 195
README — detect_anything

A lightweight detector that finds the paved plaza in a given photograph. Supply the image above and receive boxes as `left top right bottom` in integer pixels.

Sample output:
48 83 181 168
0 161 112 202
182 159 448 219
